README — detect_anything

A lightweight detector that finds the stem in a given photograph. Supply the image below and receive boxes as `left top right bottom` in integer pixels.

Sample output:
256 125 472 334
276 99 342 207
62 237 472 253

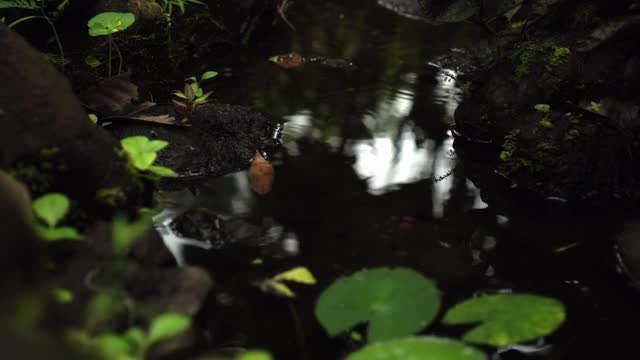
108 35 113 78
8 15 42 28
43 16 65 71
287 300 309 360
112 39 123 75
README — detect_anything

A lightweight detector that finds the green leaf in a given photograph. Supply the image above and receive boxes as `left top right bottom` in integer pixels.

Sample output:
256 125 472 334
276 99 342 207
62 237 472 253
120 136 169 170
89 113 99 124
148 165 178 177
346 337 487 360
201 71 219 80
35 225 83 241
236 350 273 360
172 91 187 99
98 334 132 356
0 0 38 9
124 327 146 349
33 193 70 228
111 214 152 256
442 294 566 347
194 87 203 98
85 55 102 68
273 266 317 284
194 91 213 104
184 76 197 82
147 313 191 346
534 104 551 113
52 288 74 304
316 267 441 343
88 12 135 37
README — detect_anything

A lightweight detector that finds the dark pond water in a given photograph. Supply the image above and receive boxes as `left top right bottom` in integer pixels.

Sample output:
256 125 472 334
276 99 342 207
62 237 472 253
154 1 640 359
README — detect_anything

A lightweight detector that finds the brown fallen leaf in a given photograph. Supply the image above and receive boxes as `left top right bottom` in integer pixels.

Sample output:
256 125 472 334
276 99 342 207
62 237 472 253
124 114 188 126
268 52 304 69
249 150 275 195
81 75 139 115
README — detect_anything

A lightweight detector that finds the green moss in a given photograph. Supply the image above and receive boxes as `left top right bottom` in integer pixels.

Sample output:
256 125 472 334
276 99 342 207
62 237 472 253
96 187 127 208
539 115 554 128
564 128 581 140
499 129 521 162
534 104 551 113
8 147 66 194
511 40 571 87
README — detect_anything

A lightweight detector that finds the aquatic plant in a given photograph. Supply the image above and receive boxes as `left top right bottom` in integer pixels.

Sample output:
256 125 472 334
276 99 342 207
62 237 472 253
32 192 83 241
1 0 69 70
256 266 317 298
162 0 206 16
172 71 218 122
87 12 136 78
120 136 177 178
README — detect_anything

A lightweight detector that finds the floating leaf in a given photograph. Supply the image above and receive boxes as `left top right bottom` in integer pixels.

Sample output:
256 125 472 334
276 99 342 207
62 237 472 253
443 294 565 347
249 151 275 195
316 267 441 343
269 53 303 69
147 313 191 346
346 337 487 360
236 351 273 360
273 266 317 284
88 12 135 37
33 193 70 228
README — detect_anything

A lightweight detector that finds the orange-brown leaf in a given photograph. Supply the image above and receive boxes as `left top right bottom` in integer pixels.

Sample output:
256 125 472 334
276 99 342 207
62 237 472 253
270 53 303 69
249 151 275 195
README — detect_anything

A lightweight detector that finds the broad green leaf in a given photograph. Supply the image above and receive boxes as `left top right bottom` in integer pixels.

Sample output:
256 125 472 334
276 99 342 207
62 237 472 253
88 12 135 37
33 193 70 227
172 91 187 99
273 266 317 284
236 350 273 360
111 214 152 256
316 268 441 343
89 113 99 123
121 136 168 170
194 91 213 104
144 140 169 152
35 225 83 241
443 294 565 347
194 87 204 98
132 152 157 170
346 337 487 360
147 313 191 346
148 165 178 177
201 71 219 80
97 334 132 356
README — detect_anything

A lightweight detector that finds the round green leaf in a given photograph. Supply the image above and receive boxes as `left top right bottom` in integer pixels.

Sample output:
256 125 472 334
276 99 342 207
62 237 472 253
147 313 191 346
346 337 487 360
236 350 273 360
316 267 441 343
33 193 70 228
97 334 132 356
88 12 135 37
442 294 565 347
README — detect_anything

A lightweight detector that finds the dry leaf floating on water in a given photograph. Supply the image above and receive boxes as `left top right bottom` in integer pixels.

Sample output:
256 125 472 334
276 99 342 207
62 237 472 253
249 150 275 195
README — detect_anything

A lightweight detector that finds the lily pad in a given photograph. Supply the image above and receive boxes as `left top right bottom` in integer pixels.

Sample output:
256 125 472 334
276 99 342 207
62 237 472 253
88 12 135 37
315 267 441 343
346 337 487 360
443 293 565 347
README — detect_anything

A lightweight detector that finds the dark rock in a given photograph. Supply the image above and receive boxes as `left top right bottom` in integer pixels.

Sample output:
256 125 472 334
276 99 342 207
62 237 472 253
0 24 149 214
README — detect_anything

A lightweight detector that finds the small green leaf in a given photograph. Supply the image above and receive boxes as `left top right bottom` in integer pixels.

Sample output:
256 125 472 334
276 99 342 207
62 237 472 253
443 294 566 347
172 91 187 99
98 334 132 356
124 327 146 349
147 313 191 346
273 266 317 284
85 55 102 68
148 165 178 177
534 104 551 113
316 267 441 343
194 91 213 104
236 350 273 360
52 288 74 304
88 12 135 37
194 87 203 98
184 76 197 82
201 71 219 80
89 113 98 124
33 193 70 228
121 136 169 170
346 337 487 360
111 214 152 256
35 225 83 241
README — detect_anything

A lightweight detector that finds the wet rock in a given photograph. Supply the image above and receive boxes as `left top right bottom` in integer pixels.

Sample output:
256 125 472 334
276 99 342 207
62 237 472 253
0 24 149 213
109 104 282 179
451 4 640 205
